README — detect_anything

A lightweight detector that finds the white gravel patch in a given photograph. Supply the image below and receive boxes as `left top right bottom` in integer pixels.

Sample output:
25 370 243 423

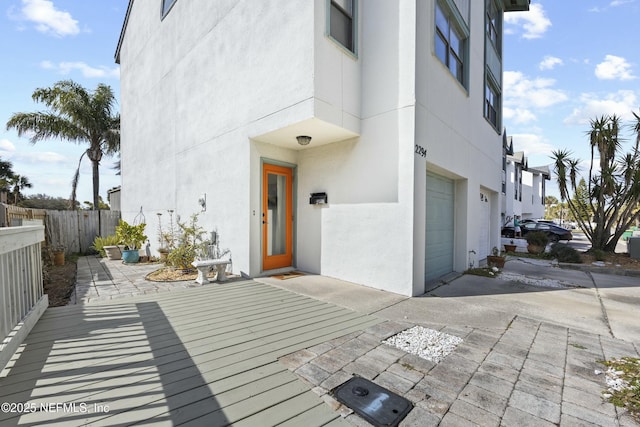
498 271 573 289
383 326 463 363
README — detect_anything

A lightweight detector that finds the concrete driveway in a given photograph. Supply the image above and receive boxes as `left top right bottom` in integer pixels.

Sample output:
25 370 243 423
265 257 640 343
380 257 640 343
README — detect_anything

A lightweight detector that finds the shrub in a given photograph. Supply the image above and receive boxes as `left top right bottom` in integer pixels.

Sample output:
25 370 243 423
525 231 549 247
91 235 121 257
591 248 607 261
166 213 209 270
548 243 582 263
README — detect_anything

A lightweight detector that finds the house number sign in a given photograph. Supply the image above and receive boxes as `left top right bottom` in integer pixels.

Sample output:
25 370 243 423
414 144 427 158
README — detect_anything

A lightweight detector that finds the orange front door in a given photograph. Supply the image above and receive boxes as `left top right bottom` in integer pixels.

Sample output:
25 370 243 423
262 164 293 270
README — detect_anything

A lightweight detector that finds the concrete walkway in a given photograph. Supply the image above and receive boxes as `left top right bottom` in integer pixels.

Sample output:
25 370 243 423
71 256 640 426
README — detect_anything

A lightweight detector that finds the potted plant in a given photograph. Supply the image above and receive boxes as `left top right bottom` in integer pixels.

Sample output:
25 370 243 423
504 240 517 253
52 244 65 266
487 247 506 268
115 220 148 263
525 231 549 255
91 234 122 260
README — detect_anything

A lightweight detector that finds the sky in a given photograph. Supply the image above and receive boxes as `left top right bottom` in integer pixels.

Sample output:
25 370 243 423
0 0 128 206
0 1 639 205
503 1 640 198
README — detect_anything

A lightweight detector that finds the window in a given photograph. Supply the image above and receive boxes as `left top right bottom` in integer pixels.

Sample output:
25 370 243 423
485 79 500 128
329 0 356 54
162 0 177 18
435 1 467 86
486 0 502 53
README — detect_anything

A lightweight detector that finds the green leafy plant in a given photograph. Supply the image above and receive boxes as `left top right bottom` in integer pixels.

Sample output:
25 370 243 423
591 248 607 261
91 234 121 257
525 231 549 247
157 210 178 252
547 243 582 263
166 213 209 270
115 220 147 250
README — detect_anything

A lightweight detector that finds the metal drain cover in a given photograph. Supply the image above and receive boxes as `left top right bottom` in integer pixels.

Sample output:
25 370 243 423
333 377 413 427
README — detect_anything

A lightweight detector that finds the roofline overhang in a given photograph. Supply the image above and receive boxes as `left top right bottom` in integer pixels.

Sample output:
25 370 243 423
114 0 135 64
503 0 530 12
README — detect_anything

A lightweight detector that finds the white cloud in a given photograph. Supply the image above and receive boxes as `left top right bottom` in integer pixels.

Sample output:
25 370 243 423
503 107 538 124
611 0 635 6
0 139 16 152
504 3 551 39
40 60 120 79
594 55 636 80
20 0 79 37
16 151 68 164
509 133 556 156
563 90 638 125
589 0 634 12
539 56 563 71
503 71 567 110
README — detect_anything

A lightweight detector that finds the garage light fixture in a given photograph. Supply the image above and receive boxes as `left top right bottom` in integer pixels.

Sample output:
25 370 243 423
296 135 312 146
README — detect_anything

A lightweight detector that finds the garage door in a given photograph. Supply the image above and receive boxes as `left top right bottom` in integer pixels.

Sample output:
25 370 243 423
425 172 454 282
478 190 491 263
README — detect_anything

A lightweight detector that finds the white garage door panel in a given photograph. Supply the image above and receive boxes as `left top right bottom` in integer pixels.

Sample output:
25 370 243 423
425 172 454 282
478 191 491 262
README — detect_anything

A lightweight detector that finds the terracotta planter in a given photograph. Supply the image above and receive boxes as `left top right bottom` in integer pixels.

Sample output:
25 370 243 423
504 244 517 253
487 255 505 268
53 251 65 266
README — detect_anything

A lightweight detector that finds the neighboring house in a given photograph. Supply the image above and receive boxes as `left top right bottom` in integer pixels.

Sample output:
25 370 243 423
502 136 549 225
107 186 121 211
521 165 549 220
115 0 529 296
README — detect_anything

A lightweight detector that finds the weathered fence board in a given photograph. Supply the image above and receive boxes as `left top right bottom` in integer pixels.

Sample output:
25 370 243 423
1 204 120 254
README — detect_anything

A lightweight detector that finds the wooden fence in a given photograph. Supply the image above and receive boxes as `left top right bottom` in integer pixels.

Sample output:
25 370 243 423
0 226 48 371
0 204 120 255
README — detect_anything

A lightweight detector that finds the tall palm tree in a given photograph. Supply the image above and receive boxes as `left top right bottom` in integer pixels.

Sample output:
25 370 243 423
10 174 32 205
6 80 120 210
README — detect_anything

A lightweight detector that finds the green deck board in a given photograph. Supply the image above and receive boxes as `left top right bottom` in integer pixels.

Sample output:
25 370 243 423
0 280 381 426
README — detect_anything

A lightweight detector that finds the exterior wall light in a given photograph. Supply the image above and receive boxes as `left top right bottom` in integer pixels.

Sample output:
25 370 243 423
296 135 312 146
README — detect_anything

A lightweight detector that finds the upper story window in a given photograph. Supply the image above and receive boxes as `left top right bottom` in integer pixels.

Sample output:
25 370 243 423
486 0 502 54
162 0 177 18
435 0 468 87
329 0 356 54
485 78 500 128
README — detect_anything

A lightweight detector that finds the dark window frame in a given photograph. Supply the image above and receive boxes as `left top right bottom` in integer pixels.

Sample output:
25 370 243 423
484 76 500 129
486 0 502 55
435 0 468 88
328 0 357 55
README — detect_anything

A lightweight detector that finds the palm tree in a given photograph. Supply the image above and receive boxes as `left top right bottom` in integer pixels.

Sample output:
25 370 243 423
6 80 120 210
10 174 32 205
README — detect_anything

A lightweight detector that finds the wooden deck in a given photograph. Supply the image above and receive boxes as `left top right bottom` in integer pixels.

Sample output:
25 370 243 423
0 280 382 426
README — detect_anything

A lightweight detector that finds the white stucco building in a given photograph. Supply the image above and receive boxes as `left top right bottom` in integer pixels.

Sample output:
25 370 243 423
116 0 529 296
502 137 549 225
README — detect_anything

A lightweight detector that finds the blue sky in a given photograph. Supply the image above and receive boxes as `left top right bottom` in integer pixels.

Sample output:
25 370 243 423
0 0 128 206
0 1 638 205
503 1 640 198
